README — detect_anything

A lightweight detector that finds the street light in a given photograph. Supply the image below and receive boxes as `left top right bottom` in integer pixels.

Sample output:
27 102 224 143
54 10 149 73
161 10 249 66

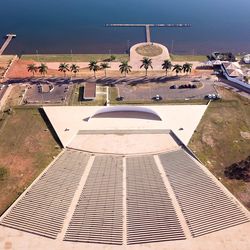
127 40 130 52
36 50 39 62
70 49 73 62
171 40 174 53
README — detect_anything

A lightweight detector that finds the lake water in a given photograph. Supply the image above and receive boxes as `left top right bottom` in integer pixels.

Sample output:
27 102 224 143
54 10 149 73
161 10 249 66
1 0 250 55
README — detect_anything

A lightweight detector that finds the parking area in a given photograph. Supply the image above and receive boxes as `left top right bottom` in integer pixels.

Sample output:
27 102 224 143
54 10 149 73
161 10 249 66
24 82 73 105
117 80 217 101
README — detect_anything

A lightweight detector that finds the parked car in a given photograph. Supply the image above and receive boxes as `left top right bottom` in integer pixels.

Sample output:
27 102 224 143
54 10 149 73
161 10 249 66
152 95 162 101
170 85 177 89
204 94 221 100
116 96 124 101
191 79 200 82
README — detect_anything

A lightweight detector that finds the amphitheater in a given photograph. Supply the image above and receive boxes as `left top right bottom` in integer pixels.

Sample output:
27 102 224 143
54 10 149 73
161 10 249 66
0 105 250 250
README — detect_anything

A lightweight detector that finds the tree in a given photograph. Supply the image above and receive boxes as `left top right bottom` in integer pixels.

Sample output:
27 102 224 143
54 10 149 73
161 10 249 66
110 55 116 61
100 62 110 77
88 60 100 78
172 64 183 76
70 64 80 77
38 63 48 77
58 63 70 77
119 61 132 77
140 57 153 76
27 64 37 77
162 60 172 76
182 63 193 74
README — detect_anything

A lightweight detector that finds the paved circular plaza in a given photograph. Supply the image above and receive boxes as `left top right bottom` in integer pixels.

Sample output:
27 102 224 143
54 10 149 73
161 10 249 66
130 42 170 71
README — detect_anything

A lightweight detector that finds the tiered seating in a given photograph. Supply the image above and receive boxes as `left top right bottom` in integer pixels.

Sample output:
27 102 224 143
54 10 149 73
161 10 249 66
64 156 123 245
0 150 90 239
126 156 185 244
159 149 250 237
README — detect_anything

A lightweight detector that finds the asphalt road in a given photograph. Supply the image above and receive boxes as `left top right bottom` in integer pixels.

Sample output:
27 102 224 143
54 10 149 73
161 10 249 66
118 80 217 101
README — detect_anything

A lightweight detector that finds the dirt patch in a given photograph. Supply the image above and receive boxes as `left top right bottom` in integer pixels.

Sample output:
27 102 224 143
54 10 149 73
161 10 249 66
4 241 12 250
241 131 250 140
6 59 63 78
0 108 61 215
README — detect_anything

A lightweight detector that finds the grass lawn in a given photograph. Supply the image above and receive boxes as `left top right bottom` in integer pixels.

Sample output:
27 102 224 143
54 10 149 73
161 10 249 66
189 87 250 209
0 55 14 77
170 54 207 62
0 107 61 215
21 54 129 63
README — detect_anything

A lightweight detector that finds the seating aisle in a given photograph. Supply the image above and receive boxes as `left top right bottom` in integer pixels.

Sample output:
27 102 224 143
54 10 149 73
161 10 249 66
126 155 185 244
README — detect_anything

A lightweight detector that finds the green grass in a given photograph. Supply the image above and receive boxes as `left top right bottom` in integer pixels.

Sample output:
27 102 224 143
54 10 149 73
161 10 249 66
189 90 250 209
170 54 207 62
0 107 61 215
0 55 14 62
109 87 119 102
21 54 129 62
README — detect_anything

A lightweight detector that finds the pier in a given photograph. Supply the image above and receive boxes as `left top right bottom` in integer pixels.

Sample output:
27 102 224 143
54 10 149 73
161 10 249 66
105 24 191 43
145 25 151 43
0 34 16 55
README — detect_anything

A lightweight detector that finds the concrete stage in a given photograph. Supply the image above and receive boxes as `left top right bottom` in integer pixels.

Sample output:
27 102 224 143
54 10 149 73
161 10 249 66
43 105 208 150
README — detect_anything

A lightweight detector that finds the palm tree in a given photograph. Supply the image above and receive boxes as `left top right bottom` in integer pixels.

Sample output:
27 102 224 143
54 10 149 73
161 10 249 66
58 63 70 77
119 61 132 77
140 57 153 76
38 63 48 77
182 63 193 74
162 60 172 76
172 64 183 76
100 62 110 77
27 64 37 77
70 64 80 77
88 60 100 78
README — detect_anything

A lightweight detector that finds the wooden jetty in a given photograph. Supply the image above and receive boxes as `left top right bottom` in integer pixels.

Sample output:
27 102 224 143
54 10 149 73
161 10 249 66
105 24 191 43
0 34 16 55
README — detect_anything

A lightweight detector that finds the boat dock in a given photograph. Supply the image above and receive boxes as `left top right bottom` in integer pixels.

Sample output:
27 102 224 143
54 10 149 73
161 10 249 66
105 24 191 43
0 34 16 55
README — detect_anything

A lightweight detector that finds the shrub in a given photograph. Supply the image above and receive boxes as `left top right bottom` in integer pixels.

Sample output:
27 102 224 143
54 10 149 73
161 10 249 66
0 167 8 181
224 156 250 182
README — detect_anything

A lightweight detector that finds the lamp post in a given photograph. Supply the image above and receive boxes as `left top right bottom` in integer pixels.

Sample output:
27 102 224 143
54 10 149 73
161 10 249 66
36 50 39 62
171 40 174 54
70 49 73 62
127 40 130 53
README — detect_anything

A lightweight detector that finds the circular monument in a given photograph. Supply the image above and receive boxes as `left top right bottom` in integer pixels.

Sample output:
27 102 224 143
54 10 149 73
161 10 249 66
130 42 170 70
135 44 163 57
